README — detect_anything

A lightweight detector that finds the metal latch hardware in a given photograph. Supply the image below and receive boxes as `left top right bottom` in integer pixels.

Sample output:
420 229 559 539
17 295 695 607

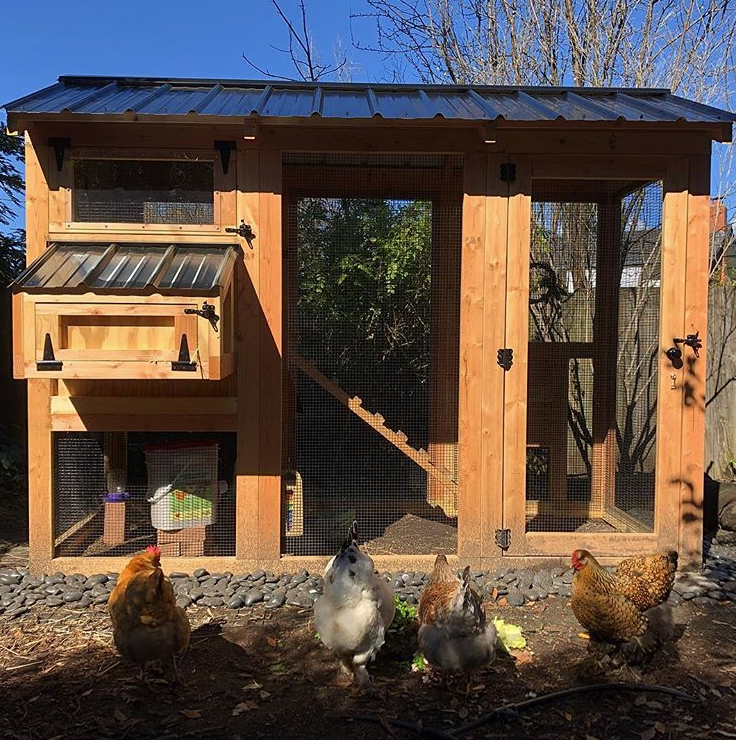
214 140 236 175
184 301 219 332
497 348 514 371
495 529 511 550
673 330 702 358
36 333 63 371
500 162 516 182
225 220 256 248
171 334 197 372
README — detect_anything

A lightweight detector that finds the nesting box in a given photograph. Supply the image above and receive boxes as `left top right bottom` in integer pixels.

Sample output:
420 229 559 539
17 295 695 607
12 243 237 380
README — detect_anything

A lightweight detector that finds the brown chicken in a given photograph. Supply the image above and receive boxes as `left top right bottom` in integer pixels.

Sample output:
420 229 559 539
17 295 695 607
108 545 190 678
418 554 496 675
570 549 677 667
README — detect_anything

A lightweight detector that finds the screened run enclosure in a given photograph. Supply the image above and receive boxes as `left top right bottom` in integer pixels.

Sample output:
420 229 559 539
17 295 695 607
525 180 663 535
53 432 236 557
282 154 462 556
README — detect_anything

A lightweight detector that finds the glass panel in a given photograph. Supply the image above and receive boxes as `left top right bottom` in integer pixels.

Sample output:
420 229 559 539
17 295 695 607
73 159 214 224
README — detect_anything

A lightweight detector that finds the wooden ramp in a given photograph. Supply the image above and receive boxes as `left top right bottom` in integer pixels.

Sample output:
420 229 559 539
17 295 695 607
294 355 458 495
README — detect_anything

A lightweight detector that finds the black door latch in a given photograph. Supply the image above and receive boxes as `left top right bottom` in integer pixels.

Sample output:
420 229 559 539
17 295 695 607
497 348 514 371
495 528 511 550
225 220 256 247
185 301 220 332
673 331 702 358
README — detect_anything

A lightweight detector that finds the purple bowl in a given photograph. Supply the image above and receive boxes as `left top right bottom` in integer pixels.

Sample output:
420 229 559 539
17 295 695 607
102 492 130 503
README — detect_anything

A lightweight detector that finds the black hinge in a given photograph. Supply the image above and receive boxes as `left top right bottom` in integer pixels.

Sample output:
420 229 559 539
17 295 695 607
184 301 220 332
36 333 63 371
497 348 513 371
500 162 516 182
495 528 511 550
214 140 236 175
49 137 71 172
225 219 256 248
171 334 197 372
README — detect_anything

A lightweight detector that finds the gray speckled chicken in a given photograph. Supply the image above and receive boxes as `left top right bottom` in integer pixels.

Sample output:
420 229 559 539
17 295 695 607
313 521 395 687
418 554 496 674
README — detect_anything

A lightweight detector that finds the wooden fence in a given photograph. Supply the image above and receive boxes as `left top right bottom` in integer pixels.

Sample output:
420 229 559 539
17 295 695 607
706 285 736 481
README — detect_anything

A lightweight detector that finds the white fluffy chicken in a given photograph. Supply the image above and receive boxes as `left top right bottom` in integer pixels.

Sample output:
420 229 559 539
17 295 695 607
314 520 395 687
418 554 496 674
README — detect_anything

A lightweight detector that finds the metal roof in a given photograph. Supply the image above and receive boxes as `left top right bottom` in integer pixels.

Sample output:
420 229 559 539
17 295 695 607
4 76 735 127
12 243 238 294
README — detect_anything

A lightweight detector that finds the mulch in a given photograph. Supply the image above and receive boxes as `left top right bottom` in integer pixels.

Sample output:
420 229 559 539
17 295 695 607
1 594 735 740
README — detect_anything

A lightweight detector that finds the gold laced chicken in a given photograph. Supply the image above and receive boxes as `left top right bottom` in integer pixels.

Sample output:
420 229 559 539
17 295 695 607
570 549 678 667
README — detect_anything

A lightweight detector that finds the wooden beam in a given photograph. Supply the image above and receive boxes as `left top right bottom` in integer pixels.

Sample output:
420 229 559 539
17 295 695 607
656 157 689 551
236 148 261 560
679 152 711 567
481 157 511 557
591 198 622 523
427 198 461 517
501 156 532 556
457 153 488 559
257 149 283 560
532 155 668 181
25 127 55 570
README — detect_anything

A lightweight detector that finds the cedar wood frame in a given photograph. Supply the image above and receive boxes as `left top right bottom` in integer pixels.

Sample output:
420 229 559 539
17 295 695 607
8 111 726 574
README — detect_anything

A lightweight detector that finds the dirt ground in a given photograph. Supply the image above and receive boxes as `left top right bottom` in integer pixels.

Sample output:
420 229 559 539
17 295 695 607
1 595 735 740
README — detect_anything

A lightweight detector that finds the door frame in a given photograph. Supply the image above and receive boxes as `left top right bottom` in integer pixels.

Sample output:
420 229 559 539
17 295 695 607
499 154 686 558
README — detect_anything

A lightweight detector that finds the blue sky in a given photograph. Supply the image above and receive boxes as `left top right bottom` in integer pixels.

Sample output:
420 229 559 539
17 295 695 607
0 0 393 229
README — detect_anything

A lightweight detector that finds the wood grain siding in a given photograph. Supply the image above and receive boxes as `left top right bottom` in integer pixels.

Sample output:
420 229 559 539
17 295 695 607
236 149 261 560
656 157 689 550
502 157 532 556
458 154 487 559
679 153 711 566
257 150 283 560
25 127 54 569
481 156 510 558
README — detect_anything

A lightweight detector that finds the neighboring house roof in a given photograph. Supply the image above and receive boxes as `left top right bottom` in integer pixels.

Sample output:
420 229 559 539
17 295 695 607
11 242 238 294
3 77 735 133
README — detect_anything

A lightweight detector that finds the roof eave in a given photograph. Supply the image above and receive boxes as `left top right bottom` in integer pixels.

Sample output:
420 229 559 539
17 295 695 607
5 110 732 142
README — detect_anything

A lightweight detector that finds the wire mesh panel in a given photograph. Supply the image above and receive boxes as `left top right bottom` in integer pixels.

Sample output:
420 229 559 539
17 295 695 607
526 181 662 534
282 154 463 556
53 431 235 557
73 159 214 224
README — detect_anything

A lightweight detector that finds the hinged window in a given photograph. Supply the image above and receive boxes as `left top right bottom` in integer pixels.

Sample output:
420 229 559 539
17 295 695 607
73 159 215 225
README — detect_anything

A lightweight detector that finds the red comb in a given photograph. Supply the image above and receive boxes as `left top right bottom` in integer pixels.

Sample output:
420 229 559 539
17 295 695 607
146 545 161 558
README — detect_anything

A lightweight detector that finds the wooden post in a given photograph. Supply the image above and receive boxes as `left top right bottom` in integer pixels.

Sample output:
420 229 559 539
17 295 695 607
257 149 283 560
235 148 260 560
25 127 54 571
427 197 461 517
457 154 488 560
679 151 711 567
591 197 621 521
501 156 532 556
656 157 689 551
480 156 513 560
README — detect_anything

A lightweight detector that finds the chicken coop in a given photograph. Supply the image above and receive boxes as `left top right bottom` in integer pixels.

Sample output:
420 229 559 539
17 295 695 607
4 77 734 574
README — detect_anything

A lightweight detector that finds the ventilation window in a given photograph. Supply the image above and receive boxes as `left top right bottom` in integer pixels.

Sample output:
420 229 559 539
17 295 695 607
72 159 215 224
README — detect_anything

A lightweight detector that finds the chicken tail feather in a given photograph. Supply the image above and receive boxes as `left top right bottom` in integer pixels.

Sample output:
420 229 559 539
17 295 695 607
620 603 674 665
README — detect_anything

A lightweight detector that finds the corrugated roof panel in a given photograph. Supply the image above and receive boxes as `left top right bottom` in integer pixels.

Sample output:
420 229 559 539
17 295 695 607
372 89 437 118
320 90 373 118
261 88 315 117
13 243 238 293
4 77 735 127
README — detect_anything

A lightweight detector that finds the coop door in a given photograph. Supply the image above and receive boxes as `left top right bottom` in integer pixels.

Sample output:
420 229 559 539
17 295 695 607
502 167 670 556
